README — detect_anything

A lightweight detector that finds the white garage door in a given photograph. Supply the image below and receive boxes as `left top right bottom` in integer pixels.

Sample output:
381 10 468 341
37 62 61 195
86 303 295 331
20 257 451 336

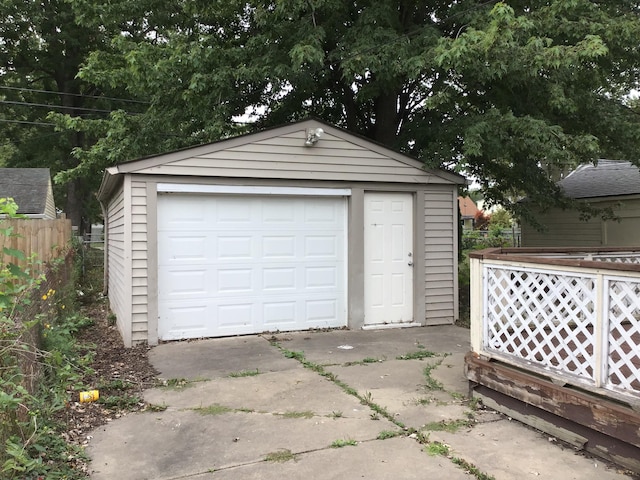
157 193 347 340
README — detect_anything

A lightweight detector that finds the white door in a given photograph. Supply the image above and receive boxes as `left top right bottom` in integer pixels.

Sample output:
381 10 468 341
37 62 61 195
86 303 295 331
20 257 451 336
364 192 414 325
157 194 347 340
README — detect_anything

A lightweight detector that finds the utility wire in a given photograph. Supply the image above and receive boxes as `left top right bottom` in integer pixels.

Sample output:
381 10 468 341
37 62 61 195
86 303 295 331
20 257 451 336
0 99 140 115
0 85 150 105
0 118 56 126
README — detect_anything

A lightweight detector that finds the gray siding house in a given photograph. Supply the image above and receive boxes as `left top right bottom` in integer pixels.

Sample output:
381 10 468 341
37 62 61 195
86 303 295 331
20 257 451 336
522 160 640 247
97 119 466 346
0 168 56 219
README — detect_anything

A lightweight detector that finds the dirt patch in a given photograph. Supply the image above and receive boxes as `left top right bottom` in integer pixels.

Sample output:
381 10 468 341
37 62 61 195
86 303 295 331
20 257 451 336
57 297 158 449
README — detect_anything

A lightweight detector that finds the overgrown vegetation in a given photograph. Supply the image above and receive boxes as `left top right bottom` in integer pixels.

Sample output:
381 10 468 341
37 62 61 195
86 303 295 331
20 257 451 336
0 198 93 479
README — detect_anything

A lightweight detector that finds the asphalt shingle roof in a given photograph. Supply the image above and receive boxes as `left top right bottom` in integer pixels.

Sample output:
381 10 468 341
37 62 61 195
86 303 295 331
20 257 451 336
0 168 52 215
559 160 640 199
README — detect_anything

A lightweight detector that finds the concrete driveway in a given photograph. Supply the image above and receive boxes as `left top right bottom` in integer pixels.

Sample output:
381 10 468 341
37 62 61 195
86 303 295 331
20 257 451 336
87 326 630 479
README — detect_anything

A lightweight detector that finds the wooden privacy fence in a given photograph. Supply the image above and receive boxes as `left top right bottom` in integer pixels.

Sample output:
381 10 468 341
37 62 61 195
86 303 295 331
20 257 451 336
0 218 72 269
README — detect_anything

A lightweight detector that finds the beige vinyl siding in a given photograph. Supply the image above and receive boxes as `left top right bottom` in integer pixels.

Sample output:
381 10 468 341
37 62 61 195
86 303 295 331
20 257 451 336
134 129 448 184
130 181 148 343
523 197 640 247
522 202 603 247
44 180 56 219
424 186 456 325
106 185 130 346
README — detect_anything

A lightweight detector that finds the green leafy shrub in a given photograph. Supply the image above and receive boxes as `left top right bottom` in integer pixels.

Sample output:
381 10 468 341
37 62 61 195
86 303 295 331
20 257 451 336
0 198 89 479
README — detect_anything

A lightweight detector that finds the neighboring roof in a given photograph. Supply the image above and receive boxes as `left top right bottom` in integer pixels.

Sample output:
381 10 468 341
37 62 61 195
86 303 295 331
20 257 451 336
560 160 640 199
0 168 52 215
458 196 480 219
98 119 466 201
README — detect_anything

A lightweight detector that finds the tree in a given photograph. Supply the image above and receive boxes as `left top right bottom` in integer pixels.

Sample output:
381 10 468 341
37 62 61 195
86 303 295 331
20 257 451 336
58 0 640 221
0 0 142 231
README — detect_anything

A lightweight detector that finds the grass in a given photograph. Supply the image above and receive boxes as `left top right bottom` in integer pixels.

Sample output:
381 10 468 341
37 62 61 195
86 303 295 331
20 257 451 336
264 449 296 463
423 361 445 390
97 379 134 391
278 410 314 419
396 350 438 360
193 404 233 415
331 438 357 448
451 457 496 480
329 411 343 419
377 430 403 440
99 395 142 409
343 356 385 366
227 369 260 378
422 419 472 433
425 441 450 456
146 403 168 412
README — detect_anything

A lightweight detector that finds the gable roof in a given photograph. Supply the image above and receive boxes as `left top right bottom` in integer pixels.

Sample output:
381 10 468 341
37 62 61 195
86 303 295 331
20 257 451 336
560 160 640 199
98 119 466 201
0 168 52 215
458 196 480 219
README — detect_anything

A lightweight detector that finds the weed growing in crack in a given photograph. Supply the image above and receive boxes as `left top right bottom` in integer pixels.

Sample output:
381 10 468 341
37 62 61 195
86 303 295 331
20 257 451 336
331 438 357 448
329 411 343 419
227 369 260 378
377 430 402 440
425 441 450 456
423 419 472 433
451 457 496 480
343 356 385 366
193 404 233 415
396 350 438 360
264 449 296 463
278 410 314 419
422 361 445 390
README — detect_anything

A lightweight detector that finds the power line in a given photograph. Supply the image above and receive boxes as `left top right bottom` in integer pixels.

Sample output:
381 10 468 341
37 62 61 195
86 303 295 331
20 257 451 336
0 99 140 115
0 85 150 105
0 118 56 126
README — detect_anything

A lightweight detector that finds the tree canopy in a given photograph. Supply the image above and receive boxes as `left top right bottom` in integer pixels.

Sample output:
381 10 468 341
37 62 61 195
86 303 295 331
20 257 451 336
3 0 640 224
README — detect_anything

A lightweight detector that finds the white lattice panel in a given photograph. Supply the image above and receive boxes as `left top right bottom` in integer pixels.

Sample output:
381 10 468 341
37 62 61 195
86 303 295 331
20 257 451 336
484 266 596 381
605 278 640 393
593 254 640 264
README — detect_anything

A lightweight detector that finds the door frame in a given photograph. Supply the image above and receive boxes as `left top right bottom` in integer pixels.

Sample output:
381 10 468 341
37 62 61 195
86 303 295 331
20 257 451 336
363 191 417 329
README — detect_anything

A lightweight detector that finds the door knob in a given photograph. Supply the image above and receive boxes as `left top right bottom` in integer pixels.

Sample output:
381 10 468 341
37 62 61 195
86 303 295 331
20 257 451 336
408 261 414 266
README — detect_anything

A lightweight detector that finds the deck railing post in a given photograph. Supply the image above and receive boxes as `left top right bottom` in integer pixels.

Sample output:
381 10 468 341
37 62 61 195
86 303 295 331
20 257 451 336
594 273 605 388
470 255 484 354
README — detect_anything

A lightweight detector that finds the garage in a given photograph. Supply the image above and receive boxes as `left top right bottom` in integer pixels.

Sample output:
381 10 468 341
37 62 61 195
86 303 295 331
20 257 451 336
97 119 465 346
157 190 347 340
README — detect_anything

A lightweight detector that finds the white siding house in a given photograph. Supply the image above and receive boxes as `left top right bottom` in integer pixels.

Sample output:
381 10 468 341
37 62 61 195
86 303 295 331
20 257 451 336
522 160 640 247
98 119 466 346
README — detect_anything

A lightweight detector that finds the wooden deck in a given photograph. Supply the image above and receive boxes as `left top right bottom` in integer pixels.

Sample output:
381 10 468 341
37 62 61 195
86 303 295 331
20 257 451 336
467 247 640 473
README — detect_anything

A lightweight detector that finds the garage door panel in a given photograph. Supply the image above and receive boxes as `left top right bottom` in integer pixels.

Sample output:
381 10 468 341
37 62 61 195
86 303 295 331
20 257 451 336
217 303 254 332
304 235 340 258
158 194 346 340
262 235 296 258
305 298 339 323
217 236 254 260
305 266 338 289
158 233 211 264
159 304 211 340
262 267 297 291
159 267 215 299
217 268 254 294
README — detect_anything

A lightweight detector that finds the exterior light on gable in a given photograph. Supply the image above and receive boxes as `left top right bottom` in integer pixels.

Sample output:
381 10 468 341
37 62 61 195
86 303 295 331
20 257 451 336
305 127 324 146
